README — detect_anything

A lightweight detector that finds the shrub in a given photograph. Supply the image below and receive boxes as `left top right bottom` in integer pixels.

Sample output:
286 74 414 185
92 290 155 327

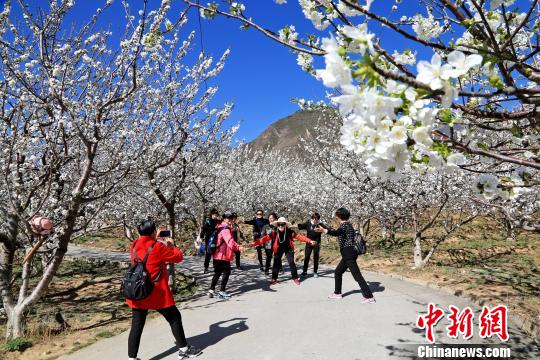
4 337 32 352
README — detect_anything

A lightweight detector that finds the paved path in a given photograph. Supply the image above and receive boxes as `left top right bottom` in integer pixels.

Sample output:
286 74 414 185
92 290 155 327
62 246 539 359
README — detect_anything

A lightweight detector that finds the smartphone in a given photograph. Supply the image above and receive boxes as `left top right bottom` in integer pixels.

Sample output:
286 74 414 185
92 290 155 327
158 230 172 238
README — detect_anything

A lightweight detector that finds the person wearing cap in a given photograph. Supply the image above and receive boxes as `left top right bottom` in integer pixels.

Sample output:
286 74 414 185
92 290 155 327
200 208 220 274
315 208 375 304
298 212 328 278
242 209 270 271
208 211 244 300
230 212 245 270
252 217 316 285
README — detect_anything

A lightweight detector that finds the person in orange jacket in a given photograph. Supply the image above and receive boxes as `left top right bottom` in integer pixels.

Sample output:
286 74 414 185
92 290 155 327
252 216 316 285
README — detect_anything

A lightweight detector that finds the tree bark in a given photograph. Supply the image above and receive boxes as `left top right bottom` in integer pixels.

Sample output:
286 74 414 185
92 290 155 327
166 203 176 292
5 308 24 339
412 208 425 268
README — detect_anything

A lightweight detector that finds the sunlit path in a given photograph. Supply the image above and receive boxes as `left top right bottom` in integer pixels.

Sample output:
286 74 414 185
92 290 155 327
60 246 538 360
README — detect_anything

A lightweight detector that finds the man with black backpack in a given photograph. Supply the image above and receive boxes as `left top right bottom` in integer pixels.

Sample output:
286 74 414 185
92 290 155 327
124 220 201 360
315 208 375 304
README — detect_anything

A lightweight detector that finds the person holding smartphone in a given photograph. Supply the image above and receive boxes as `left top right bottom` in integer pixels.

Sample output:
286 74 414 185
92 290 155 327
252 217 316 285
298 212 327 278
127 220 201 360
315 208 375 304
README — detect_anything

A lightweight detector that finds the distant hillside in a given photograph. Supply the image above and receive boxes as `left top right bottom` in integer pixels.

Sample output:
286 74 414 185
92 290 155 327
245 110 332 158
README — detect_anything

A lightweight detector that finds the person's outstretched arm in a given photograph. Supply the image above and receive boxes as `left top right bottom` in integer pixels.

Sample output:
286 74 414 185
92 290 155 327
244 218 256 225
252 233 272 247
325 226 343 237
297 221 309 230
293 232 317 245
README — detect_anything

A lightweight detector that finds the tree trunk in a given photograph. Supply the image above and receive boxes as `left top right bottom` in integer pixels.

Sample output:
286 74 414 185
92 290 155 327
504 219 515 241
166 204 176 292
411 208 424 268
5 308 24 339
413 234 425 268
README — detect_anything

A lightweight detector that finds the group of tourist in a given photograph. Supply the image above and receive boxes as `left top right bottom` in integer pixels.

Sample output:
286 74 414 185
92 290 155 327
125 207 374 360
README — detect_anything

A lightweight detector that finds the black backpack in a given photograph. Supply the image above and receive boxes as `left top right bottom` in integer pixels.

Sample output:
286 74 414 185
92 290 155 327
207 227 227 254
121 241 161 300
353 230 367 255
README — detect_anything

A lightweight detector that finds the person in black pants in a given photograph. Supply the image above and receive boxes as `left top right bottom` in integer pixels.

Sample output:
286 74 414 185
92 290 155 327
200 208 220 274
260 212 278 275
129 307 191 359
253 217 316 285
208 211 243 300
316 208 375 304
242 209 269 271
127 220 201 359
231 212 245 270
298 212 327 278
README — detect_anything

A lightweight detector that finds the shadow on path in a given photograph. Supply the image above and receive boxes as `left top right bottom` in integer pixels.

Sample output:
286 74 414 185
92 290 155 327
148 318 249 360
341 281 386 297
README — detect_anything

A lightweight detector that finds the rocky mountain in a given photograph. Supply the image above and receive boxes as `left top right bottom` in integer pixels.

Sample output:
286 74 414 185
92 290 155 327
245 110 330 157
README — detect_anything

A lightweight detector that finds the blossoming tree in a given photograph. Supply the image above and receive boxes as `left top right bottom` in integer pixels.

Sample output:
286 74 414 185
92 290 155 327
187 0 539 200
0 0 227 338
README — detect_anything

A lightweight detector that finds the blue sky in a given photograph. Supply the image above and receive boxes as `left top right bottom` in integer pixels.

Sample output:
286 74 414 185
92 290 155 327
11 0 434 142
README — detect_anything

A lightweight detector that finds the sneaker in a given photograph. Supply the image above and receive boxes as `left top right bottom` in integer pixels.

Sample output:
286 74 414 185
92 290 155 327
313 273 319 278
203 268 208 274
300 272 307 278
178 345 202 359
328 293 343 300
217 291 230 300
264 270 270 276
270 279 277 285
208 290 215 298
361 297 376 304
293 278 301 285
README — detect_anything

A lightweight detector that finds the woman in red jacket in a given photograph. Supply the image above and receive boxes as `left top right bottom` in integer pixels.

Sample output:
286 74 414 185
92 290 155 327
127 220 201 360
252 217 316 286
208 211 244 300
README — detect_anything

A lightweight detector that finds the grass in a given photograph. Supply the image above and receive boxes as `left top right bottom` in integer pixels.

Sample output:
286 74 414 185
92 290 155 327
0 258 197 360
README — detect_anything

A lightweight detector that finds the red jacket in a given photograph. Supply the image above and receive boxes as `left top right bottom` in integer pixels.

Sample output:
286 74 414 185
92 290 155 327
253 228 311 255
126 235 183 310
213 222 240 262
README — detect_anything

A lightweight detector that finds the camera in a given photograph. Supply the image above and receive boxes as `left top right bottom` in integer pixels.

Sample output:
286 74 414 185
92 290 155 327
158 230 172 238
